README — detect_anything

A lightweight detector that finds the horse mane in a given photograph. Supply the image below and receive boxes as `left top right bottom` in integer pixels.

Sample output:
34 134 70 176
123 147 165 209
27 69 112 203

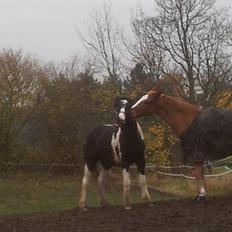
152 74 184 100
158 92 200 113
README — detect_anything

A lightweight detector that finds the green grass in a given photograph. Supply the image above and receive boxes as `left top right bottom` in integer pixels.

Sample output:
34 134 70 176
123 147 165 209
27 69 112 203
2 167 230 216
152 171 232 197
0 173 79 215
211 166 231 174
0 172 173 216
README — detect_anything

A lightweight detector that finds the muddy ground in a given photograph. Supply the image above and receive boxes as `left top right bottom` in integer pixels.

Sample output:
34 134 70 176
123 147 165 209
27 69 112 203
0 196 231 232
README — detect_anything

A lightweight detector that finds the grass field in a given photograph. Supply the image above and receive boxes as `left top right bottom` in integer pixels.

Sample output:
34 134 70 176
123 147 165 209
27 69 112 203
0 171 174 216
152 171 232 197
0 165 231 216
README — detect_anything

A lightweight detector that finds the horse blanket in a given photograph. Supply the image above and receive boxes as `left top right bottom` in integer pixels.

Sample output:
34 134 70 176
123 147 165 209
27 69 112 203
180 108 232 163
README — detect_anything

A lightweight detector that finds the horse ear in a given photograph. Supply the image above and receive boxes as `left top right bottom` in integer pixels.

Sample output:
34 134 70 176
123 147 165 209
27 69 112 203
113 96 120 110
148 91 162 102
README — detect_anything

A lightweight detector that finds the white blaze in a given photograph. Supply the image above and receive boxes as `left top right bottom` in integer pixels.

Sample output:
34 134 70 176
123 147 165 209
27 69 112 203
131 94 148 109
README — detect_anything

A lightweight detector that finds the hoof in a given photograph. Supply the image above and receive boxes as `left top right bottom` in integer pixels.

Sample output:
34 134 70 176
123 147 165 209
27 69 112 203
149 203 154 207
79 202 88 211
80 207 88 211
195 195 207 203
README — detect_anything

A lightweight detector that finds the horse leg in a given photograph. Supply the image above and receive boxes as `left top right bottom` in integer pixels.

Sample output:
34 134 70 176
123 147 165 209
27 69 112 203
193 161 207 203
79 164 92 209
97 163 109 207
137 162 152 203
138 173 152 202
122 167 131 209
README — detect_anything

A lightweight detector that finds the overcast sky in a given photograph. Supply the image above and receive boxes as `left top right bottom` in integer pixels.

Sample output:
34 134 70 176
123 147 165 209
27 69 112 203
0 0 231 62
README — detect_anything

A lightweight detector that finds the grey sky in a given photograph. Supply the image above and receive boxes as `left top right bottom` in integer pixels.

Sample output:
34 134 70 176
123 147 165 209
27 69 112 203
0 0 231 62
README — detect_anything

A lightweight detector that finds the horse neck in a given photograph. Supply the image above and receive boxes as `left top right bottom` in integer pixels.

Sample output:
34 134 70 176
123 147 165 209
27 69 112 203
120 120 142 140
157 94 200 136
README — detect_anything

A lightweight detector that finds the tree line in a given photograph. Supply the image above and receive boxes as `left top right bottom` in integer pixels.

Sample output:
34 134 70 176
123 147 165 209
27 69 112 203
1 0 232 168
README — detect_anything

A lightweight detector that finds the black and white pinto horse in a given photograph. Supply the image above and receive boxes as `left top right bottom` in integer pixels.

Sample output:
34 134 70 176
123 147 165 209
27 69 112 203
79 97 152 210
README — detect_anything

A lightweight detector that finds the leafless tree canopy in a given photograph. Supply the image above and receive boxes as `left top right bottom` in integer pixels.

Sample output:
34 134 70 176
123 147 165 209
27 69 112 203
130 0 232 105
78 4 124 81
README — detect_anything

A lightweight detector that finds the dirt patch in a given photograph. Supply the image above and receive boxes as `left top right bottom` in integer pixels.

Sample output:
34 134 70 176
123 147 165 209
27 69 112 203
0 196 231 232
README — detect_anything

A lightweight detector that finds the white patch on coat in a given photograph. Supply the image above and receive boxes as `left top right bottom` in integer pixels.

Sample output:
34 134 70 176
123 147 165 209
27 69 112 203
131 94 148 109
118 100 128 121
122 169 131 188
119 112 126 121
122 168 131 208
97 169 105 184
138 173 151 201
79 164 92 208
111 128 122 163
96 163 108 205
136 122 144 140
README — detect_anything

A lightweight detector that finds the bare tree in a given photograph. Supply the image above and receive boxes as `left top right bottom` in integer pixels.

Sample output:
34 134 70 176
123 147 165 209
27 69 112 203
78 4 124 81
126 8 165 83
131 0 232 105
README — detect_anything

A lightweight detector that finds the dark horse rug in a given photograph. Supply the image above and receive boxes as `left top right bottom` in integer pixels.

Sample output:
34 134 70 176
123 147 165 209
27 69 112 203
180 108 232 163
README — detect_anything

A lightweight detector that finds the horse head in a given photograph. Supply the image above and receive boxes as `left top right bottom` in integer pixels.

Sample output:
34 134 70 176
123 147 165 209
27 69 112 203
130 75 185 119
113 97 132 124
130 90 162 118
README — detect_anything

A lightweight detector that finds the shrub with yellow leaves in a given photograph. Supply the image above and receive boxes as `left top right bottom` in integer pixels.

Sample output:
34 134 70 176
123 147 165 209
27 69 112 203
143 120 180 165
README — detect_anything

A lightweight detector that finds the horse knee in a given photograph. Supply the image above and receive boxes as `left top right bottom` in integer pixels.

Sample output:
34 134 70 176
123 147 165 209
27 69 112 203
138 174 147 186
82 176 89 187
81 165 92 187
138 173 151 201
97 164 106 184
122 169 131 189
79 165 92 208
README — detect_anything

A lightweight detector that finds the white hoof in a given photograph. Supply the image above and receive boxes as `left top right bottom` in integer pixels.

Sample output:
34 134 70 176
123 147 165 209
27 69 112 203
80 206 88 211
125 206 132 210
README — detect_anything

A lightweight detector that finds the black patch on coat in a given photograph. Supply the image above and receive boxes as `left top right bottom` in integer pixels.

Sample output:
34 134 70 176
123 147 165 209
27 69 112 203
83 98 146 174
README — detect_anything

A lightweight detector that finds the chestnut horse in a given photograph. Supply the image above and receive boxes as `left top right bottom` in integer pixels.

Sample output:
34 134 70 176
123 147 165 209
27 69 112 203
131 86 232 202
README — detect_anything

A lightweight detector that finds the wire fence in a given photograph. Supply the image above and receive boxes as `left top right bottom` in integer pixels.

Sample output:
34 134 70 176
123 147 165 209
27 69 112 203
1 155 231 177
144 156 232 179
156 169 232 179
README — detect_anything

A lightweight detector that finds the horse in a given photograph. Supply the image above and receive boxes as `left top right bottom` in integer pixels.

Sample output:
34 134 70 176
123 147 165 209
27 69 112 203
130 86 232 202
79 97 152 210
